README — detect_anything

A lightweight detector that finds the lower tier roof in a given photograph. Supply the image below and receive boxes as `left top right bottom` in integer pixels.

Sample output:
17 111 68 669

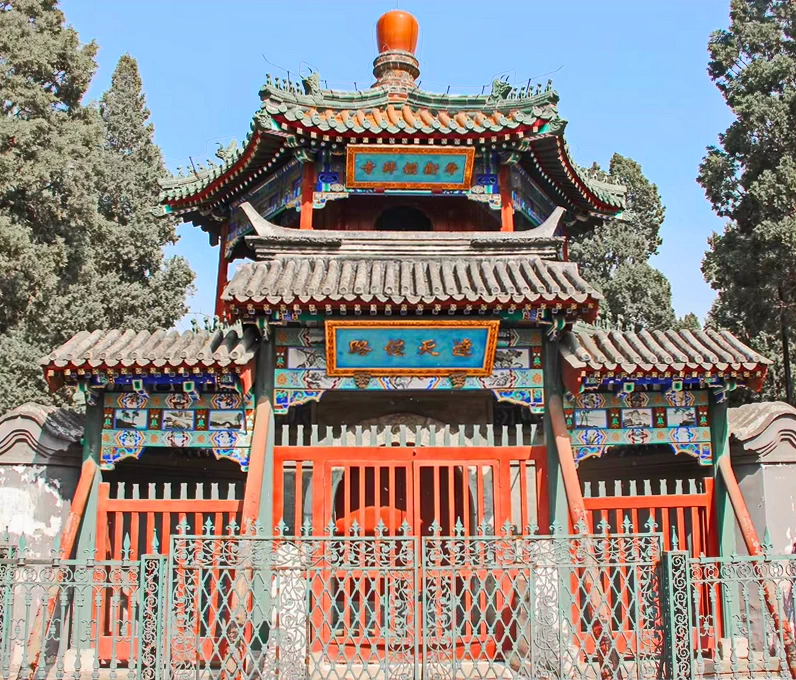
41 328 260 391
560 327 771 393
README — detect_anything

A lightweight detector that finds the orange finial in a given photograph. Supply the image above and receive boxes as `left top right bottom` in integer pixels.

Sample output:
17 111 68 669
376 10 419 54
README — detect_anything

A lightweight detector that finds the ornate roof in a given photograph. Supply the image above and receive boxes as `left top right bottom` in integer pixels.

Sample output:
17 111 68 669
559 327 771 393
158 10 626 237
42 328 260 391
159 82 625 228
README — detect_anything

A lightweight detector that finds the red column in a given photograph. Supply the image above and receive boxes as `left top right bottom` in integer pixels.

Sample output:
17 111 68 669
499 164 514 232
214 223 229 321
300 160 316 230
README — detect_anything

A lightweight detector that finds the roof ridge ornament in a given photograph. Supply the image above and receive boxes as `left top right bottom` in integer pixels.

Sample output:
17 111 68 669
372 10 421 95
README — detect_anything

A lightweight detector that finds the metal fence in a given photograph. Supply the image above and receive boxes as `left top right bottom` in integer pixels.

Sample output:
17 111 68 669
1 524 795 680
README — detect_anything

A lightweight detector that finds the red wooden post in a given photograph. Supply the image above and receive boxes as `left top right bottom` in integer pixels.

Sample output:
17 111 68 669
300 161 315 230
240 398 273 531
499 165 514 232
214 222 229 321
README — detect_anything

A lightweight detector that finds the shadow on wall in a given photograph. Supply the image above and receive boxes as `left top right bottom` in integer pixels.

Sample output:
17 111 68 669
0 403 84 558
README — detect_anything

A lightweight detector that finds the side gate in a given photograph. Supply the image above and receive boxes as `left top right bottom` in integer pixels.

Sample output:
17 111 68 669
421 527 666 680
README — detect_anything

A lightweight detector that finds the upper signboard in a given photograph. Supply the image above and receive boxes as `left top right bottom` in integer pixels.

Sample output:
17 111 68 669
345 144 475 190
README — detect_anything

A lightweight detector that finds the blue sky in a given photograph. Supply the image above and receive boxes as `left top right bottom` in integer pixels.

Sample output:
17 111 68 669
61 0 733 328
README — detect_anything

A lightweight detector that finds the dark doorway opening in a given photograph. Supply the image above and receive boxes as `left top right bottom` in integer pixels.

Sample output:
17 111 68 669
374 205 433 231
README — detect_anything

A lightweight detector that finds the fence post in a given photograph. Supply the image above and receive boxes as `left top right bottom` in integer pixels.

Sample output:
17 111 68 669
0 543 15 677
137 553 166 680
661 550 692 680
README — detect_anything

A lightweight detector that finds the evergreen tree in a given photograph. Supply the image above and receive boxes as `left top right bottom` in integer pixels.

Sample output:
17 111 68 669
697 0 796 402
570 154 680 330
0 1 193 414
94 54 193 330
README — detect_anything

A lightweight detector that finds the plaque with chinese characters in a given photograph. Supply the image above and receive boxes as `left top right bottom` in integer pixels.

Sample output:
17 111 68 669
324 320 499 377
345 145 475 190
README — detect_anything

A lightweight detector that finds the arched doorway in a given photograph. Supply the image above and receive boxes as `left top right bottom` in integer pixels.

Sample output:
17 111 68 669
374 205 433 231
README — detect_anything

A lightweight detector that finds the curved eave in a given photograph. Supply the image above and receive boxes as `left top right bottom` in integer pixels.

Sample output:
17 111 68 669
160 129 290 228
524 137 625 217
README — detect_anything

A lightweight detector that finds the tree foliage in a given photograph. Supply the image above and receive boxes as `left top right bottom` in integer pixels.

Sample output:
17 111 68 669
698 0 796 401
0 0 193 414
570 153 688 331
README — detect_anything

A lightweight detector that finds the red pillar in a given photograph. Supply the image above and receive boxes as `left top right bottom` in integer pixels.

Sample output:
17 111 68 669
214 223 229 321
499 164 514 232
300 160 316 230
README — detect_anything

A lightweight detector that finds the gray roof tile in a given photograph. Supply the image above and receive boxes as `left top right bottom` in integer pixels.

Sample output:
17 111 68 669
222 257 601 307
560 327 771 390
42 328 260 372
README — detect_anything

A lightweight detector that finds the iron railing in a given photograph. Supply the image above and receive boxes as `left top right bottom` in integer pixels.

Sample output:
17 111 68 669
1 523 795 680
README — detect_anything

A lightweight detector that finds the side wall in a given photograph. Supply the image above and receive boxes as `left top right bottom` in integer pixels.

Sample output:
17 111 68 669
0 406 83 558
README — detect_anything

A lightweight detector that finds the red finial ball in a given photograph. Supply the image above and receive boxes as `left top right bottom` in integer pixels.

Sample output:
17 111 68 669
376 10 419 55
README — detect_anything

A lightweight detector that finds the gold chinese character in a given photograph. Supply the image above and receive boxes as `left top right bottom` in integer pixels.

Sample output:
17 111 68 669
452 339 473 357
349 340 372 356
444 162 459 175
418 340 439 356
382 160 397 174
424 162 440 175
361 160 376 175
403 162 418 175
384 339 405 356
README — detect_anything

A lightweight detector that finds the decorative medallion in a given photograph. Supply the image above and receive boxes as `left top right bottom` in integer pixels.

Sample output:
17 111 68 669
575 393 606 410
346 144 475 191
164 430 191 448
115 430 144 449
165 393 194 409
116 393 149 409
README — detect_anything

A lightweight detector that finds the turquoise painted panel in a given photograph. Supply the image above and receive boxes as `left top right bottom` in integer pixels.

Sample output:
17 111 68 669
100 392 254 471
346 145 474 190
274 327 544 414
352 152 468 184
564 390 713 465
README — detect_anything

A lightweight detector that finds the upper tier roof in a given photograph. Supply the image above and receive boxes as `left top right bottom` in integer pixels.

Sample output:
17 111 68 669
158 10 626 238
